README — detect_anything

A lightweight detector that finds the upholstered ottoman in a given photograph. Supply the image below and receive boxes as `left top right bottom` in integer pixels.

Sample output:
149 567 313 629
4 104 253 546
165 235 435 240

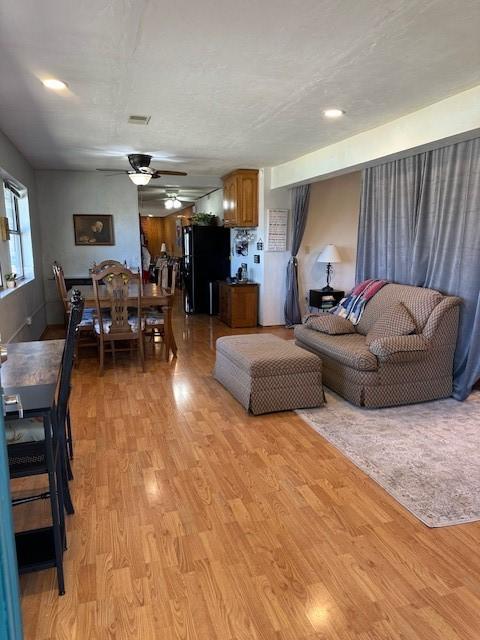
214 334 324 414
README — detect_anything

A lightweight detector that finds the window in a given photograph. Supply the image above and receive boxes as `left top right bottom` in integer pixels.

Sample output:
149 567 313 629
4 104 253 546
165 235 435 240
4 182 26 278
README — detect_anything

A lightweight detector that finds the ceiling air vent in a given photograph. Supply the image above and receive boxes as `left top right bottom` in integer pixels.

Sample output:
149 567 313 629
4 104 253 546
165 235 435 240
128 115 151 125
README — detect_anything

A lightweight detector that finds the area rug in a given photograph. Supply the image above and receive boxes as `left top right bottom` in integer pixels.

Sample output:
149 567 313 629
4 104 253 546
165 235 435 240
297 391 480 527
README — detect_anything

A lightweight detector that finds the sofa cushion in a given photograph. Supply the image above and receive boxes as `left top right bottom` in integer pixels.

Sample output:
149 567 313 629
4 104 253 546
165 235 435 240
305 314 355 335
365 302 416 346
355 283 443 336
294 325 378 371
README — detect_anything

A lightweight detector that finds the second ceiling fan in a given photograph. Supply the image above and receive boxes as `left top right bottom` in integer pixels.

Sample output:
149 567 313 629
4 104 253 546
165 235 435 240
96 154 187 185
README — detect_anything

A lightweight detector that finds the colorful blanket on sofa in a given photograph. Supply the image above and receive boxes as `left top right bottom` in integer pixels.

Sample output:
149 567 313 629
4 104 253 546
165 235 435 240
331 279 388 325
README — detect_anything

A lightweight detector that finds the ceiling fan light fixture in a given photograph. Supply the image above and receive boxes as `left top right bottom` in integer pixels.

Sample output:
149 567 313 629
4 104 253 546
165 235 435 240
128 172 152 186
173 199 181 209
165 198 174 209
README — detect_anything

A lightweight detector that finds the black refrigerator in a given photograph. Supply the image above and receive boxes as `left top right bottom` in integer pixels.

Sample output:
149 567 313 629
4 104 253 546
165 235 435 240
182 225 231 314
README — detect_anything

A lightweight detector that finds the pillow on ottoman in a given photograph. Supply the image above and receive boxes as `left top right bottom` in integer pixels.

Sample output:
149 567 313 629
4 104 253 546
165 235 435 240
305 314 356 335
366 302 416 346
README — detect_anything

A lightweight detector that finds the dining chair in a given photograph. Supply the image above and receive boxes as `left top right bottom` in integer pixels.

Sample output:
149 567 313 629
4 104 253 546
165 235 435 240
52 261 69 321
144 262 178 356
157 260 178 292
91 265 145 375
91 259 125 273
5 291 84 594
52 261 96 358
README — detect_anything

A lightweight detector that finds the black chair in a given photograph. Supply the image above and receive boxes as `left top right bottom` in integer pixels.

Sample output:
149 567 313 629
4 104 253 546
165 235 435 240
5 290 84 594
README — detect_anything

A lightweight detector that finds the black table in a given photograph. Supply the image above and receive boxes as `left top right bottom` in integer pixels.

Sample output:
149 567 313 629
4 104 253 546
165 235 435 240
4 383 65 583
2 342 67 592
309 289 344 312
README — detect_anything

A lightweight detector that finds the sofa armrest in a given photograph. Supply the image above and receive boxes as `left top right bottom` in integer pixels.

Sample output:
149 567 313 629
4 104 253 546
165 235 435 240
422 296 462 340
369 335 430 363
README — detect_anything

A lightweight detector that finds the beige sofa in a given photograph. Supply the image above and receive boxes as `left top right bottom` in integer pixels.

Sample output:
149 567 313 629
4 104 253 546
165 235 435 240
294 283 461 408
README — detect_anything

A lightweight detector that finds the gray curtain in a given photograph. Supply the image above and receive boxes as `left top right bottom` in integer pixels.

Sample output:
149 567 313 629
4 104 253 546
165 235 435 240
356 155 424 283
356 137 480 400
284 184 310 326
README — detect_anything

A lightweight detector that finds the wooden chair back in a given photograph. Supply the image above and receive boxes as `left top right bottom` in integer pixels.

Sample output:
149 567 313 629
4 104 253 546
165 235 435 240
91 259 124 274
57 290 84 424
52 261 68 313
91 265 142 338
157 261 178 293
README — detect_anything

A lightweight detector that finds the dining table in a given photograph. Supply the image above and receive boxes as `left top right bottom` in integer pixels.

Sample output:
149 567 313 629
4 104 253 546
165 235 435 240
2 339 65 388
65 283 177 360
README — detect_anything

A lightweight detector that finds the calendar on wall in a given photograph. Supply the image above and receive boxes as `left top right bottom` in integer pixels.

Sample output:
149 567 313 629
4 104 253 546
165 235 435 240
266 209 289 252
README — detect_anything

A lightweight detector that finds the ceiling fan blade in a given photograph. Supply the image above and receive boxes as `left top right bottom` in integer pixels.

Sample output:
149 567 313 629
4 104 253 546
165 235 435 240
151 170 188 178
96 169 128 174
177 196 193 202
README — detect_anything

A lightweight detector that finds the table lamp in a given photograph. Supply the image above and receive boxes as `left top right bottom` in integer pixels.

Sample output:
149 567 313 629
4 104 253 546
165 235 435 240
317 244 341 292
160 242 167 256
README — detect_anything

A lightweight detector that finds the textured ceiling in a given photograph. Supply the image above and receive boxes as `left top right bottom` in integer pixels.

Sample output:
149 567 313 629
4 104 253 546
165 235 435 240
0 0 479 175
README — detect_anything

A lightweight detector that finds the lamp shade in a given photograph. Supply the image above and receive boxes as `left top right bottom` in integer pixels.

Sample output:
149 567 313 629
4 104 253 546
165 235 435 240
317 244 341 263
160 242 167 253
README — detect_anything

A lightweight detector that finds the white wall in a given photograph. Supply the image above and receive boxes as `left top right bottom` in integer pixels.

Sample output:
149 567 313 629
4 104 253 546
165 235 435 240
230 227 262 286
194 188 224 222
298 172 361 314
0 130 46 343
272 84 480 189
35 171 140 323
260 169 291 326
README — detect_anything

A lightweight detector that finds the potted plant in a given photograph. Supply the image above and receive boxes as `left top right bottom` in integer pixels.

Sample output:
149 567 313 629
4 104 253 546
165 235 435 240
5 273 16 289
191 212 217 226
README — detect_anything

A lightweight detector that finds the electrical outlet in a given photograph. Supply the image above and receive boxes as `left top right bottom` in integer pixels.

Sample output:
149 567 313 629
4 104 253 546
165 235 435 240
26 316 32 326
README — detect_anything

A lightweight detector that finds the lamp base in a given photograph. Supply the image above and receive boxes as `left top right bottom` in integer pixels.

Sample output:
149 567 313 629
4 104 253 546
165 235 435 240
321 285 334 292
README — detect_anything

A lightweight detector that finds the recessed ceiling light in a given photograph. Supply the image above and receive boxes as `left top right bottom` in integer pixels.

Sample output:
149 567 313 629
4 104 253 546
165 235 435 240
42 78 68 90
323 108 344 118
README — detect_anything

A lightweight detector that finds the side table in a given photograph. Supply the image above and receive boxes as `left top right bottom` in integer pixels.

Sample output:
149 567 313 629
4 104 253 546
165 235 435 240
309 289 344 313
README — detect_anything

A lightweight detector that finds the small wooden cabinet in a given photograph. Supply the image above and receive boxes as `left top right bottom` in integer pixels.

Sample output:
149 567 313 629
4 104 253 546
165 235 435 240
222 169 258 228
219 282 259 327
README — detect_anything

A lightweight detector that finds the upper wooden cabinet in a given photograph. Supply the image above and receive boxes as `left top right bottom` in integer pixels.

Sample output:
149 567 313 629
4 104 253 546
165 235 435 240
222 169 258 227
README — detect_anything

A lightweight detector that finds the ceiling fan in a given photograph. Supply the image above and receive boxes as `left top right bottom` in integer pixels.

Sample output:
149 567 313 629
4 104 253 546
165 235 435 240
96 154 187 185
161 190 193 209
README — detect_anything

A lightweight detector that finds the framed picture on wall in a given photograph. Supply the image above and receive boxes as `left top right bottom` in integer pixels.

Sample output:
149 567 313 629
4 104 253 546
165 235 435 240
73 214 115 246
266 209 289 252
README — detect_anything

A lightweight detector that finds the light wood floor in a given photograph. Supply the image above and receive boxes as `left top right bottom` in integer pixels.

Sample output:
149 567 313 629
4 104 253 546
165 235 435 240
16 306 480 639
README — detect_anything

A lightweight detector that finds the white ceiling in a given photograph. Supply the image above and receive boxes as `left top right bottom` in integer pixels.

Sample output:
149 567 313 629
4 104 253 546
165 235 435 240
0 0 479 176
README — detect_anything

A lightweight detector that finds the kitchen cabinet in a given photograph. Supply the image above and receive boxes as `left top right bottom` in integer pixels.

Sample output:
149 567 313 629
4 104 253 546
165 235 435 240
219 282 258 327
222 169 258 228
